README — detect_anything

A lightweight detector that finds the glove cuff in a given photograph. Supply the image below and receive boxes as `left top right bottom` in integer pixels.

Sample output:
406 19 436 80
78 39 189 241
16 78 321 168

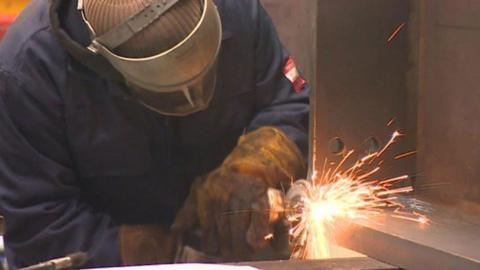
119 225 175 266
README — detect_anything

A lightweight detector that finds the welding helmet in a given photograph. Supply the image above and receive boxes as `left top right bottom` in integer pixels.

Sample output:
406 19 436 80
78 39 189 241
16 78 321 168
78 0 222 116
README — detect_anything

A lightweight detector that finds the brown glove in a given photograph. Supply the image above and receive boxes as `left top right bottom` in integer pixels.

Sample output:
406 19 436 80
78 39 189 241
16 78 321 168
120 225 176 266
171 127 306 261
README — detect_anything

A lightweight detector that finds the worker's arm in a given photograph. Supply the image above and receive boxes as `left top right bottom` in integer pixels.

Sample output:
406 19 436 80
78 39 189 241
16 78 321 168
248 0 310 157
172 1 309 261
0 71 121 268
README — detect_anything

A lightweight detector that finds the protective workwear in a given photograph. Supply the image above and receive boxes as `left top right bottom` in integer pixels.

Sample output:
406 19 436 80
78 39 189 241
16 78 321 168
79 0 222 116
120 225 175 265
172 127 306 261
0 0 309 267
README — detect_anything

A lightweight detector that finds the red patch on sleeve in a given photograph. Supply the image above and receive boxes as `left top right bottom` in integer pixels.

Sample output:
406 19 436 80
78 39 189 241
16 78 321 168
0 16 15 41
283 56 306 93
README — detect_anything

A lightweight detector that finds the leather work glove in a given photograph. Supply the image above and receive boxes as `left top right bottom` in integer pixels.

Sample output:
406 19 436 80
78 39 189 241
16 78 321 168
171 127 306 261
120 225 176 266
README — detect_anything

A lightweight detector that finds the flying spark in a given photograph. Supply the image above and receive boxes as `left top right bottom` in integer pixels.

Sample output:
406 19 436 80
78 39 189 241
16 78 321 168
387 22 407 44
285 130 429 259
394 150 417 160
264 234 274 241
387 117 396 127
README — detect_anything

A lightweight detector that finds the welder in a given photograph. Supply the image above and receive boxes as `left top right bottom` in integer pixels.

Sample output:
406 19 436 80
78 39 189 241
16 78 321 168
0 0 309 268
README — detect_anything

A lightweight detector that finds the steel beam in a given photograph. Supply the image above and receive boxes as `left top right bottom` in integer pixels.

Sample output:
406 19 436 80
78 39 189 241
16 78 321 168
239 257 397 270
335 201 480 270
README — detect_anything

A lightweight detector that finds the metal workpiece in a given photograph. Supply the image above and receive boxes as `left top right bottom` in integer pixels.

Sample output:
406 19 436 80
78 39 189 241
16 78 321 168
239 257 397 270
414 0 480 204
335 201 480 270
261 1 480 269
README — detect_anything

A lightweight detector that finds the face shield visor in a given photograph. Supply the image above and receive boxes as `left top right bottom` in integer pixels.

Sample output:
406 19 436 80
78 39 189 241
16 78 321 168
78 0 222 116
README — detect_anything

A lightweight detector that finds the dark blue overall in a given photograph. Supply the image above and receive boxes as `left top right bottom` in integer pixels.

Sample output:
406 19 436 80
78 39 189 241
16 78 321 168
0 0 310 267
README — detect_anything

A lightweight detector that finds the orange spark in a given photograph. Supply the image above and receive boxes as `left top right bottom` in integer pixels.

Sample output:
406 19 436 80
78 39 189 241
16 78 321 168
356 167 380 181
379 131 403 156
380 175 410 185
377 186 413 197
387 117 396 127
394 151 418 160
387 22 406 44
264 234 274 241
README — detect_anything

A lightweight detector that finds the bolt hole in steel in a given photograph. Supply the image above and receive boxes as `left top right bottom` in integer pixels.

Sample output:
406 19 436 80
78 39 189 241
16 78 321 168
328 137 346 156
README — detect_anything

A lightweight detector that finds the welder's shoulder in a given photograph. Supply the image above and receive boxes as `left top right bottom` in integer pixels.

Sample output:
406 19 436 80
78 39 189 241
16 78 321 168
0 0 67 100
215 0 264 27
